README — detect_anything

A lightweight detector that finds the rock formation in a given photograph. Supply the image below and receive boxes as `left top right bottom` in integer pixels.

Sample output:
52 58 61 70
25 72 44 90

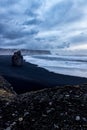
12 51 23 66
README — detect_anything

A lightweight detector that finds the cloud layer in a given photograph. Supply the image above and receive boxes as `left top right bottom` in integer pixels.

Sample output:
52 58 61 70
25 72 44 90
0 0 87 49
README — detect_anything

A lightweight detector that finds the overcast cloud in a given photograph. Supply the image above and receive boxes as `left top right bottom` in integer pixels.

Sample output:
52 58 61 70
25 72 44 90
0 0 87 49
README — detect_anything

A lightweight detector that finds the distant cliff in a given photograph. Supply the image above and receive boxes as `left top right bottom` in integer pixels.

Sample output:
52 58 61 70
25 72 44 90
0 48 51 55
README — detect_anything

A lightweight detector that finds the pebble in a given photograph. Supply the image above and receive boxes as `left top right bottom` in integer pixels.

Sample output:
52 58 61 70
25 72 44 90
81 104 85 107
60 113 64 116
5 126 11 130
75 95 80 98
32 119 35 122
65 94 70 97
24 112 29 117
5 102 9 106
42 114 47 117
82 117 87 122
46 108 55 114
65 112 68 115
11 122 16 127
18 117 23 122
54 123 59 129
49 102 52 106
12 113 15 117
69 90 72 93
15 111 18 114
75 116 80 121
46 109 52 114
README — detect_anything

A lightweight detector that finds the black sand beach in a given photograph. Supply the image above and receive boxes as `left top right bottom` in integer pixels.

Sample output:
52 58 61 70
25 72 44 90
0 55 87 93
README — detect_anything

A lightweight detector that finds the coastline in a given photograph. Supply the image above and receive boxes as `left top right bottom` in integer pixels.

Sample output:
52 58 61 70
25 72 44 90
0 55 87 93
1 55 87 129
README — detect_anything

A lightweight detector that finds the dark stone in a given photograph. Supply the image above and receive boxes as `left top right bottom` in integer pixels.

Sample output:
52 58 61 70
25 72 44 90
12 51 23 66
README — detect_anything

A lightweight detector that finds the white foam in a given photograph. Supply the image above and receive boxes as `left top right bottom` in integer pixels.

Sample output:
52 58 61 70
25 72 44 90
24 55 87 78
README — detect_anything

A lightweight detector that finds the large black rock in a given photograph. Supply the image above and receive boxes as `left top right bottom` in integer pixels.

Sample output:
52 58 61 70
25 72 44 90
12 51 23 66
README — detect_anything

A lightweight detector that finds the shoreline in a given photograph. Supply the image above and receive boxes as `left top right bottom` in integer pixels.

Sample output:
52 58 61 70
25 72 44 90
0 55 87 93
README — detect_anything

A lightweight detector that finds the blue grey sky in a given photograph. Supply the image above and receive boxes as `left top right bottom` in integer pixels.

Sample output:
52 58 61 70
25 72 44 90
0 0 87 49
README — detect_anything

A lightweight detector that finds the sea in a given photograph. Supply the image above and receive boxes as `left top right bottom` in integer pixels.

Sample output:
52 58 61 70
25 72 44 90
23 49 87 78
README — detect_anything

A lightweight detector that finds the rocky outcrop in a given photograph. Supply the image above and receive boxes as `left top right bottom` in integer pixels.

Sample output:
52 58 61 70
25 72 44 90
0 76 16 101
12 51 23 66
1 83 87 130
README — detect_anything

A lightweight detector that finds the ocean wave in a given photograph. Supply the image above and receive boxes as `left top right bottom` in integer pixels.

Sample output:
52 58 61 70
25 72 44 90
24 55 87 78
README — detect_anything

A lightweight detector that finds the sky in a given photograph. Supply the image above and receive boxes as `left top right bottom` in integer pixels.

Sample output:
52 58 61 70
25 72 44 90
0 0 87 50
